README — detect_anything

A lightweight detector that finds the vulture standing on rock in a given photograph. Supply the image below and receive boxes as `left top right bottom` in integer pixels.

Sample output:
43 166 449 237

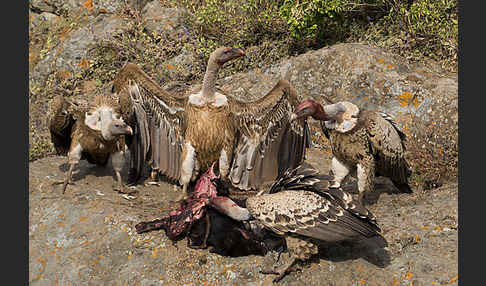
208 164 386 282
291 99 412 203
47 94 133 194
111 46 310 200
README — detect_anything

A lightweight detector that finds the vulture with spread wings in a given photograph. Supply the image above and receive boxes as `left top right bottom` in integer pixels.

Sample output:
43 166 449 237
111 46 310 199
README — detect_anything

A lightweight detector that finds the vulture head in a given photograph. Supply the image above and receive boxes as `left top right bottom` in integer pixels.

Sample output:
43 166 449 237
85 96 133 141
291 99 359 133
211 46 246 66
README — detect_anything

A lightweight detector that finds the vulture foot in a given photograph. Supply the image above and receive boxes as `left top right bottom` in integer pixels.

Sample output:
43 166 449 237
113 183 138 195
260 255 299 283
52 179 75 194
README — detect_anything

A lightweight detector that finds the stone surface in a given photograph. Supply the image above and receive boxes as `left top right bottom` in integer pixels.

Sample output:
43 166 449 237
218 43 457 139
30 14 130 85
29 149 457 285
142 1 189 41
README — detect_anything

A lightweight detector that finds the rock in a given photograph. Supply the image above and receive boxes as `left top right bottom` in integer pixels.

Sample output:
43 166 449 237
219 43 457 129
30 14 130 85
141 1 189 41
29 12 60 33
29 0 127 15
29 150 458 285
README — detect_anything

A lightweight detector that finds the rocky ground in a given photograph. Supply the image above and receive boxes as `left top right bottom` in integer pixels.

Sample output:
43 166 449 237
29 1 458 285
29 148 458 286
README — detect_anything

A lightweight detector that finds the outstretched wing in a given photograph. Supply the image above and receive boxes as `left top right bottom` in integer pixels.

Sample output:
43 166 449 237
227 80 311 191
47 95 86 156
112 63 187 183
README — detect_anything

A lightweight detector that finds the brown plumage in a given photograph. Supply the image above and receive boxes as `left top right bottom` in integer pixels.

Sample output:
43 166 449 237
291 99 412 204
210 163 386 282
111 46 310 199
47 94 133 194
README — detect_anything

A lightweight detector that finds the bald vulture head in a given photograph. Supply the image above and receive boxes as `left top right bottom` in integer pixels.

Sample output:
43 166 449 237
291 99 359 133
84 100 133 141
210 46 246 66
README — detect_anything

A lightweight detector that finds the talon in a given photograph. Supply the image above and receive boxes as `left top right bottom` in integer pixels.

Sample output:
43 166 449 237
259 257 297 283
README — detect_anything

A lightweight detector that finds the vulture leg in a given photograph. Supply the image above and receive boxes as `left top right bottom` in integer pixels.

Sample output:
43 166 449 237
261 236 317 282
178 141 196 201
52 163 76 194
260 252 298 283
112 151 137 195
218 148 231 182
329 157 351 188
357 159 375 203
53 143 82 194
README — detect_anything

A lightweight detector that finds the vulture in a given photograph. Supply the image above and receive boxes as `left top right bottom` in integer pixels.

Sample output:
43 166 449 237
47 94 133 194
111 46 310 200
208 163 386 282
291 99 412 203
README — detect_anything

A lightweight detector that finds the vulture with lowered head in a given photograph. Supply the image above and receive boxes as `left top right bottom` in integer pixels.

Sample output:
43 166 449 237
48 94 133 194
111 46 310 200
291 99 412 203
206 163 387 282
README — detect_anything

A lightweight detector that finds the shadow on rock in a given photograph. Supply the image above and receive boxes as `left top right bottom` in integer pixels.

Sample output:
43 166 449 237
317 235 391 268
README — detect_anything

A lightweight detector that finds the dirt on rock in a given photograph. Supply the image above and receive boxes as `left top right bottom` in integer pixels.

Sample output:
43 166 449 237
29 148 458 286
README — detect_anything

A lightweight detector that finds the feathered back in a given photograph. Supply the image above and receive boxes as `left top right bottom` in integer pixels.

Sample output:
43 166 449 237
267 162 379 227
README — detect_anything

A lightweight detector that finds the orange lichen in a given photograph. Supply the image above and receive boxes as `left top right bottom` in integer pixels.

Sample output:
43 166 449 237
152 247 158 258
450 274 458 283
167 64 175 69
78 59 89 68
398 91 413 107
404 272 414 280
82 0 93 9
378 58 384 63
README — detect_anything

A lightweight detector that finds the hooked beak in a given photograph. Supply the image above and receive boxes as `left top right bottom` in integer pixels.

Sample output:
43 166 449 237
290 107 312 122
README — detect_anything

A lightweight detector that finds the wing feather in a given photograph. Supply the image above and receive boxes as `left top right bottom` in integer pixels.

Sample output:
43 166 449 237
364 111 410 183
228 80 311 191
112 63 186 183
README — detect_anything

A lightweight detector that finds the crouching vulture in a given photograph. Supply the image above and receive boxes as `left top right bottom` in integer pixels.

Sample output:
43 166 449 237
291 99 412 203
195 163 387 282
111 46 310 200
47 94 133 194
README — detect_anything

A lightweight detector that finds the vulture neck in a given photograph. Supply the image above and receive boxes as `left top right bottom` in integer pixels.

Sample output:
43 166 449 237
201 58 221 100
